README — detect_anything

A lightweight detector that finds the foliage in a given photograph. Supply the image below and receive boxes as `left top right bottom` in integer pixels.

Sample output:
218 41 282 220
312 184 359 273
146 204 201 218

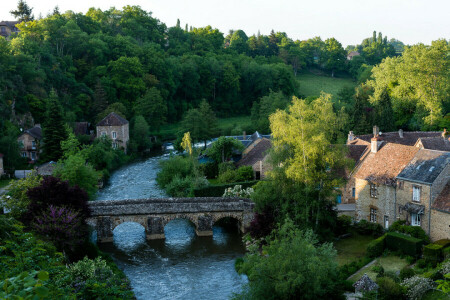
353 220 384 237
193 180 258 197
0 271 51 300
376 277 405 300
436 273 450 294
389 220 430 243
218 161 236 174
367 234 386 258
181 100 218 145
217 166 254 183
247 210 275 239
130 115 151 152
235 220 340 299
134 87 167 131
181 132 193 155
424 244 444 266
156 155 194 188
10 0 34 22
223 185 254 198
401 275 435 300
198 162 218 179
164 176 193 197
1 171 42 218
400 266 416 281
250 90 290 133
385 232 424 258
206 136 244 163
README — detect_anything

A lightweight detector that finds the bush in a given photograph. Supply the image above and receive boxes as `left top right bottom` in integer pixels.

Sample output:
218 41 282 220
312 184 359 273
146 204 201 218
401 275 435 300
444 247 450 260
338 256 373 280
389 220 430 244
405 256 416 265
198 162 218 179
236 166 254 181
218 169 240 183
385 232 424 257
0 271 51 299
165 176 193 197
416 259 427 269
247 210 275 239
424 244 444 266
156 155 193 188
336 215 352 235
434 239 450 248
193 180 259 197
372 264 385 276
367 234 386 258
218 161 235 174
354 220 384 237
400 266 415 280
377 277 405 300
223 185 254 198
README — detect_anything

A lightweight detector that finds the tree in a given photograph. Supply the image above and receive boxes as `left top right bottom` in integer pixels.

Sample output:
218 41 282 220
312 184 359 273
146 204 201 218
91 79 109 120
181 100 218 147
322 38 346 77
41 89 67 162
10 0 34 22
96 102 127 123
133 87 167 132
235 219 340 299
132 115 151 151
206 136 244 163
374 88 395 132
251 90 290 133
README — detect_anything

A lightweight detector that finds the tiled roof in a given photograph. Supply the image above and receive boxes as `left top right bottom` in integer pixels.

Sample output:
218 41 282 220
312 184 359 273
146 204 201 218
397 150 450 184
236 138 271 167
348 145 369 162
354 131 442 146
417 137 450 152
432 182 450 213
354 143 419 185
97 112 128 126
22 126 42 140
74 122 90 135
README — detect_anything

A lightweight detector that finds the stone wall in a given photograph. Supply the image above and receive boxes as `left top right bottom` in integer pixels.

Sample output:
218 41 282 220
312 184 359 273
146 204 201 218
17 133 39 161
430 209 450 241
96 124 129 152
342 177 356 204
396 181 431 233
251 155 272 179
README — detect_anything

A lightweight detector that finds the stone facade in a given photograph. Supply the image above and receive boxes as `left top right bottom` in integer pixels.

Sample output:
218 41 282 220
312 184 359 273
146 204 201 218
429 209 450 241
0 21 19 39
96 113 129 153
87 197 255 243
17 126 42 162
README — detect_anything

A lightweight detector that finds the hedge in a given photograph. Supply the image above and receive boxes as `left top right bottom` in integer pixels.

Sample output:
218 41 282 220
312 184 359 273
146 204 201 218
434 239 450 248
193 181 259 197
424 244 444 265
385 232 424 257
367 234 386 258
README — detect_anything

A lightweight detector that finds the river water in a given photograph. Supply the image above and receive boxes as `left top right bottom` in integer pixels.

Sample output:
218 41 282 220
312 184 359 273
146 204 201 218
96 154 248 299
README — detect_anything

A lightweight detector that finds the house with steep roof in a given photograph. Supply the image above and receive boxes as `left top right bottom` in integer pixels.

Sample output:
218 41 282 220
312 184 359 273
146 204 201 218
430 182 450 241
236 138 272 179
347 51 360 60
96 112 129 152
0 21 19 39
415 130 450 152
17 125 42 162
396 150 450 237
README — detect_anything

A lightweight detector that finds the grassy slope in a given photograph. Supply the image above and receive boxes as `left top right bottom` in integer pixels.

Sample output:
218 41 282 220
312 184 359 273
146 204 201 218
297 72 356 99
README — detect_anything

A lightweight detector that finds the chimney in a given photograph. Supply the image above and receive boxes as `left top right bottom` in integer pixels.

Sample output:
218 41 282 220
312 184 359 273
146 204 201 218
399 129 404 138
347 131 355 142
373 125 379 137
371 136 379 153
243 131 247 140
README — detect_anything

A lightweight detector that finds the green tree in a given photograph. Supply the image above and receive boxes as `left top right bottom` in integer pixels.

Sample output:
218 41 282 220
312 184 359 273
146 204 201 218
10 0 34 22
181 100 218 146
322 38 346 77
206 136 244 163
235 219 340 299
131 115 151 152
251 90 290 133
41 89 67 162
374 88 395 132
133 87 167 132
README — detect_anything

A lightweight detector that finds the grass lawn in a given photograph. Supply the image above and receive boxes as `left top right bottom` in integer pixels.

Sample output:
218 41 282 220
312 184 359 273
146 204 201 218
297 72 356 99
0 179 12 189
348 255 410 282
335 233 375 266
155 115 252 140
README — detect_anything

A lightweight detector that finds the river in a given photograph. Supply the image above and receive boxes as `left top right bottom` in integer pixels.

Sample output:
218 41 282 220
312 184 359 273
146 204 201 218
96 154 248 299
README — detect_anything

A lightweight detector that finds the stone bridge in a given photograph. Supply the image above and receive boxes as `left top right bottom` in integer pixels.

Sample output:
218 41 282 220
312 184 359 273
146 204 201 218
87 197 255 243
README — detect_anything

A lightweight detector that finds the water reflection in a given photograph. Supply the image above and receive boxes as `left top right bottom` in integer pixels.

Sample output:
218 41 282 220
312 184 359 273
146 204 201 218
100 219 247 300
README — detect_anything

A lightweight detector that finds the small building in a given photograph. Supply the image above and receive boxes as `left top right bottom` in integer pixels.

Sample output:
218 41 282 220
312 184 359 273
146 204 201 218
0 153 4 176
415 131 450 152
0 21 19 39
236 138 272 179
353 273 378 293
430 182 450 241
17 125 42 162
396 150 450 236
96 112 129 152
347 51 360 60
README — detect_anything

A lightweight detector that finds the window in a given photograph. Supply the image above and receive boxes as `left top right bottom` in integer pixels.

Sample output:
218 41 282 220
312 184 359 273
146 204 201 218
112 131 117 139
112 142 118 149
31 141 36 149
370 208 377 223
31 152 36 160
411 213 421 226
384 216 389 229
370 183 377 198
21 152 27 158
101 131 106 137
412 186 421 202
352 187 356 198
1 27 5 33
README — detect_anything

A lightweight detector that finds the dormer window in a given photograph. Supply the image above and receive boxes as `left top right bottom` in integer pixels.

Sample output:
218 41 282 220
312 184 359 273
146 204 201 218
370 183 377 198
112 131 117 139
412 186 421 202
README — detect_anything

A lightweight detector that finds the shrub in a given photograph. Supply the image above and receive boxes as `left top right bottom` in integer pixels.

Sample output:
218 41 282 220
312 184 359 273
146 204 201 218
416 259 427 269
156 155 193 188
336 215 352 235
236 166 254 181
193 181 258 197
218 161 236 175
0 271 51 299
424 244 444 266
385 232 423 257
434 239 450 248
247 210 275 239
400 266 415 280
198 162 218 179
444 247 450 260
405 255 415 265
440 260 450 275
223 185 254 198
354 220 384 237
372 264 385 276
389 220 430 244
367 234 386 258
401 275 435 300
377 277 405 299
165 176 193 197
218 169 239 183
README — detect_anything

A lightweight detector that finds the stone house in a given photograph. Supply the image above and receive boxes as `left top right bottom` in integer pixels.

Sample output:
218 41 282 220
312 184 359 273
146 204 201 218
17 125 42 162
353 139 419 229
236 138 272 179
396 150 450 236
414 132 450 152
0 21 19 39
96 112 129 152
347 51 360 60
430 183 450 241
0 153 4 176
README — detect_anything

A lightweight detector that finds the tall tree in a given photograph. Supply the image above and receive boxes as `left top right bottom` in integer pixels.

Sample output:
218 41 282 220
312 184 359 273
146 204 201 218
91 79 109 120
41 89 67 162
133 87 167 132
181 100 218 147
374 88 395 132
10 0 34 22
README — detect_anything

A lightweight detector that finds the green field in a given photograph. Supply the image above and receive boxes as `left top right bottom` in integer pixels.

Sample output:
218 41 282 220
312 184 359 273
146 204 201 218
155 116 252 140
297 73 356 99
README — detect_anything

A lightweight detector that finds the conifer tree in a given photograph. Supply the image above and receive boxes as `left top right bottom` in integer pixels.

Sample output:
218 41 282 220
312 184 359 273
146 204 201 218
92 79 108 119
10 0 34 22
374 88 395 132
41 89 67 162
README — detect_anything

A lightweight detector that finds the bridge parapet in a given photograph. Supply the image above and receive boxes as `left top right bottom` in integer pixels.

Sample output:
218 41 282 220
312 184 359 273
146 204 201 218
87 197 254 243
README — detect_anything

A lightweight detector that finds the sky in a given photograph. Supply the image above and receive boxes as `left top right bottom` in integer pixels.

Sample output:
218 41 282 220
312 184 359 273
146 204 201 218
1 0 449 46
